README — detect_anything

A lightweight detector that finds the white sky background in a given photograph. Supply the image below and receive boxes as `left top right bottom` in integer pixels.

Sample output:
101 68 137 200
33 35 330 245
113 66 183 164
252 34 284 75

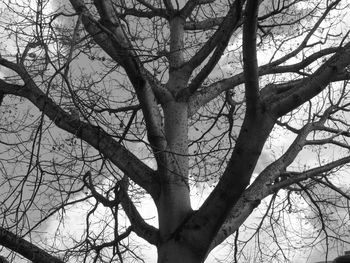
1 0 350 262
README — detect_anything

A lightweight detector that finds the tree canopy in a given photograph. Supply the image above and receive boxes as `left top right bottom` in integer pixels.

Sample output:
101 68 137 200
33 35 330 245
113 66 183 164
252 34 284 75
1 0 350 262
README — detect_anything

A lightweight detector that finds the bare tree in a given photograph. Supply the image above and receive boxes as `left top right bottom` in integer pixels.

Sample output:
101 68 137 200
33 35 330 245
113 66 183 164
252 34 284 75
0 0 350 262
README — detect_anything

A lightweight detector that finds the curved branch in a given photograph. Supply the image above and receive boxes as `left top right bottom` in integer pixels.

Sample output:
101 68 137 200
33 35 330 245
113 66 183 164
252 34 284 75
119 185 160 246
83 171 119 207
83 171 160 246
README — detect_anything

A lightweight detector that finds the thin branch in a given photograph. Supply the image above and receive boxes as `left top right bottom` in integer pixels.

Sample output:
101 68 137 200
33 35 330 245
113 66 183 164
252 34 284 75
265 0 342 68
94 104 141 114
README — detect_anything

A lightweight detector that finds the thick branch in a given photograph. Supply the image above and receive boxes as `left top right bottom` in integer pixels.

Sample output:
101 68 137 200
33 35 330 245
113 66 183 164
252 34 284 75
136 0 160 11
188 46 344 116
69 0 169 163
68 0 141 84
209 127 311 248
184 17 224 30
0 78 160 199
272 42 350 116
187 1 343 116
180 112 275 258
121 7 169 19
210 109 334 248
271 155 350 191
163 0 174 12
242 0 259 114
70 0 170 98
0 227 64 263
184 2 243 98
210 182 268 250
188 72 243 116
263 47 339 74
181 0 215 18
70 0 143 85
210 154 350 249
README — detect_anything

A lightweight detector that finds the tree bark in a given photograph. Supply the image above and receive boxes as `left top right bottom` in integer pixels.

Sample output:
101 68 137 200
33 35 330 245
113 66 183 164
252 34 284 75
155 12 193 249
0 227 64 263
157 100 192 239
157 240 202 263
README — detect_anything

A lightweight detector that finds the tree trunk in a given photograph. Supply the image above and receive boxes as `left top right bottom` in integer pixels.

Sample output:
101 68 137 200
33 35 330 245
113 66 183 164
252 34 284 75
158 240 202 263
156 100 197 262
157 100 192 232
156 14 195 262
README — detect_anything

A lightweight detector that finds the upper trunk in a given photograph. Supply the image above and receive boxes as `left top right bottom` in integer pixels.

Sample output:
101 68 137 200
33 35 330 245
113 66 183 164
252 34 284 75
157 100 192 239
155 13 198 263
155 14 192 242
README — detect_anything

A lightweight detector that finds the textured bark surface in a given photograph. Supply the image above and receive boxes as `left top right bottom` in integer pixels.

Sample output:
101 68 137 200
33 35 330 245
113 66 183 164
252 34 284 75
0 227 64 263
